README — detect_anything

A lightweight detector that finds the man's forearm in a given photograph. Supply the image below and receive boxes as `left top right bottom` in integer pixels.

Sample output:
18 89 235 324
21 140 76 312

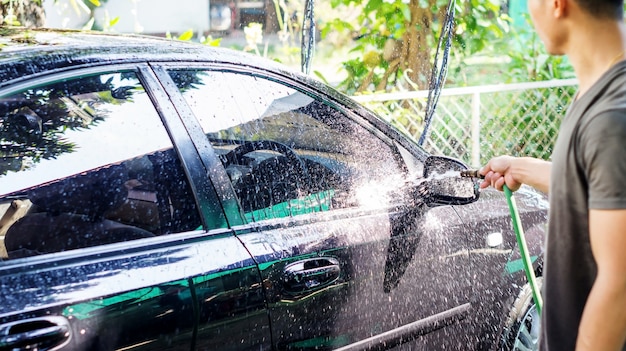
514 157 551 194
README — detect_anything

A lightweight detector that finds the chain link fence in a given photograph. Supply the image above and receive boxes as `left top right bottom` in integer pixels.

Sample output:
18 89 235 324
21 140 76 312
352 79 578 168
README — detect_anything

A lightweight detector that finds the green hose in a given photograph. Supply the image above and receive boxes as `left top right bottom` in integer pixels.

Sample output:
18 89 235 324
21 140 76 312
503 185 543 315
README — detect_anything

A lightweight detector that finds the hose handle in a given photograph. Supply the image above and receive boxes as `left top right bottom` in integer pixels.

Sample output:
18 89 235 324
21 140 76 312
460 169 485 179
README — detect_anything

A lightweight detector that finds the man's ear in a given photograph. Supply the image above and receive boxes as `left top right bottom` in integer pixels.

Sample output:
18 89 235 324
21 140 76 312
553 0 569 18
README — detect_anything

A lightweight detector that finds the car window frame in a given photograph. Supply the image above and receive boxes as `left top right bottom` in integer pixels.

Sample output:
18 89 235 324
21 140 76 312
151 62 426 228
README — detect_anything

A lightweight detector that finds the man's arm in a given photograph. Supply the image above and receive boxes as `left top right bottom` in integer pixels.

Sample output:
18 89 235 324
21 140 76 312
577 209 626 351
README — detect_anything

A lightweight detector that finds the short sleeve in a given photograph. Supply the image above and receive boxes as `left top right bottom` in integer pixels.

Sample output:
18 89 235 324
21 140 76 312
580 110 626 209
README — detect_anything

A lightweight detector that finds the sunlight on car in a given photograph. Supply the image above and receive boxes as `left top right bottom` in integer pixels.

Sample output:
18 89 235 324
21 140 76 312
351 175 404 210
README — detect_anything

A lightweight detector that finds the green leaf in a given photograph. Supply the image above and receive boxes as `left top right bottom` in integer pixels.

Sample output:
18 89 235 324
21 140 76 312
364 0 383 14
202 37 222 46
313 70 330 84
178 30 194 41
401 5 411 22
535 54 550 72
108 16 120 27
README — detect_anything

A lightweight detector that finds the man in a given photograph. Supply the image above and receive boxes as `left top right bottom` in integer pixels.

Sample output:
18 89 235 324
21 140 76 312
478 0 626 350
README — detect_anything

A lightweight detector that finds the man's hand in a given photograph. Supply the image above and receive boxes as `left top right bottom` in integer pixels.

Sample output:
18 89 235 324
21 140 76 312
479 156 522 191
478 156 551 194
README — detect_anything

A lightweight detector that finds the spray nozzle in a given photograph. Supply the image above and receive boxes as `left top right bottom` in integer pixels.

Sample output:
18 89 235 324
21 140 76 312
459 169 485 179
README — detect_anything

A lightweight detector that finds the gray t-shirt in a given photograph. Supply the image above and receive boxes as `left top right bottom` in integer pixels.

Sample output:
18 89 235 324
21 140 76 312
540 61 626 351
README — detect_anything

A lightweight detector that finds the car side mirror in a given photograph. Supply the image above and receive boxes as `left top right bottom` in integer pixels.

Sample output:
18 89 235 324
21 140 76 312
420 155 479 206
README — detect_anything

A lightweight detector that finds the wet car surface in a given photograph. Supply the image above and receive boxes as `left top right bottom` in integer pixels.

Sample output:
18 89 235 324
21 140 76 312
0 28 547 350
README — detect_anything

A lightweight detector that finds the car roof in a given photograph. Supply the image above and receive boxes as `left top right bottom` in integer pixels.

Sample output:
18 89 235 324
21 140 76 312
0 27 293 86
0 27 408 152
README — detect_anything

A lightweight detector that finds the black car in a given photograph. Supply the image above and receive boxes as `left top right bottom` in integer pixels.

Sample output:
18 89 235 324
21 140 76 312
0 28 547 351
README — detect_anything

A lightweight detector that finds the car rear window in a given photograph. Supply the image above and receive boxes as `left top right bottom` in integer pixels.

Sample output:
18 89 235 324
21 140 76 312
0 71 202 260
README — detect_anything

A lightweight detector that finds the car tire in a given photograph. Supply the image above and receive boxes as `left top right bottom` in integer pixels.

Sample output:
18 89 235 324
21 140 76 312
499 276 543 351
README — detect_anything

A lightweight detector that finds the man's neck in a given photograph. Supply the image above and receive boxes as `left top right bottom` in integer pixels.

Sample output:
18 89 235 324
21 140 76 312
566 20 626 98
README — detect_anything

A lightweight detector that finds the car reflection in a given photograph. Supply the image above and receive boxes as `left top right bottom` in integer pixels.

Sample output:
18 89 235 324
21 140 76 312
383 206 425 293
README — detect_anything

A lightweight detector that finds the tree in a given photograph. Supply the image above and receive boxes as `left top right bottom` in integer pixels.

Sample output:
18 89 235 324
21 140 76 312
0 0 45 27
321 0 509 94
0 73 143 176
0 0 109 28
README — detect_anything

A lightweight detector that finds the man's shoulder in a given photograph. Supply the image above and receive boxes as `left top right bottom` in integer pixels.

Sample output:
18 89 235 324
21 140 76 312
581 65 626 121
602 63 626 97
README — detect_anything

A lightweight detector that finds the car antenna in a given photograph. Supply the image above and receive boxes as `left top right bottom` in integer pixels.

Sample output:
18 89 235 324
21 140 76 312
417 0 456 146
301 0 315 74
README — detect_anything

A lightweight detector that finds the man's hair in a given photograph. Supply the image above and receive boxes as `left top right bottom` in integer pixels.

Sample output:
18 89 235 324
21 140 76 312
575 0 624 20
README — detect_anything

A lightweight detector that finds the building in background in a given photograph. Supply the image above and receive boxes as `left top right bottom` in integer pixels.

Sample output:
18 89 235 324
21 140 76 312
43 0 279 36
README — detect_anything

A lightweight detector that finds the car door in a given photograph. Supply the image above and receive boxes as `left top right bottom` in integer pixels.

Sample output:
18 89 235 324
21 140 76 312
0 66 269 350
449 186 548 348
158 65 473 350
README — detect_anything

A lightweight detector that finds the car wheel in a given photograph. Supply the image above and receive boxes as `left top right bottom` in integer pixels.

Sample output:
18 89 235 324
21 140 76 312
500 277 543 351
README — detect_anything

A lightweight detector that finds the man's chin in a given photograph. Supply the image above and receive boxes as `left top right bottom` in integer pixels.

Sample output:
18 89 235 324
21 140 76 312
545 48 566 56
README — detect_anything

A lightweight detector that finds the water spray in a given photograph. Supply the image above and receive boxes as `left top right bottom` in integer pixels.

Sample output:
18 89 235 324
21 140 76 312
460 170 543 315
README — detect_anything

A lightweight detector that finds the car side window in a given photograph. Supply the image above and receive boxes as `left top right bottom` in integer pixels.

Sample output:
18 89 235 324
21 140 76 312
0 71 202 260
169 69 406 222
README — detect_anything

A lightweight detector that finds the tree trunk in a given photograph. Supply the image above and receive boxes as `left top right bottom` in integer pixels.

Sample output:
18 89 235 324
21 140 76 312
264 0 279 33
0 0 45 28
400 0 432 90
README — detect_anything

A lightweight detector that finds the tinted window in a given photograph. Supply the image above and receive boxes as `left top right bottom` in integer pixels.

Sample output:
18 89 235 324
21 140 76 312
0 71 201 260
169 70 406 222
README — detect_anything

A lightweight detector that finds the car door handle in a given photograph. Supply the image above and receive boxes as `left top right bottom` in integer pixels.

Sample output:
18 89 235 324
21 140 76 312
282 257 341 293
0 316 71 351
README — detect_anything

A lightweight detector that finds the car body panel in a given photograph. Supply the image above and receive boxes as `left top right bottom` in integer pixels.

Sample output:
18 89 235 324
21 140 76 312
151 63 477 349
235 204 472 350
0 232 270 350
452 186 548 349
0 60 267 350
0 28 549 351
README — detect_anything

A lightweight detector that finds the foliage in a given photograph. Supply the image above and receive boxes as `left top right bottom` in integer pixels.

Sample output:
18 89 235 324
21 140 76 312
499 14 575 83
476 88 573 162
478 14 576 161
0 75 136 175
2 0 581 163
355 6 579 162
56 0 114 30
320 0 510 95
236 0 306 64
0 0 45 26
